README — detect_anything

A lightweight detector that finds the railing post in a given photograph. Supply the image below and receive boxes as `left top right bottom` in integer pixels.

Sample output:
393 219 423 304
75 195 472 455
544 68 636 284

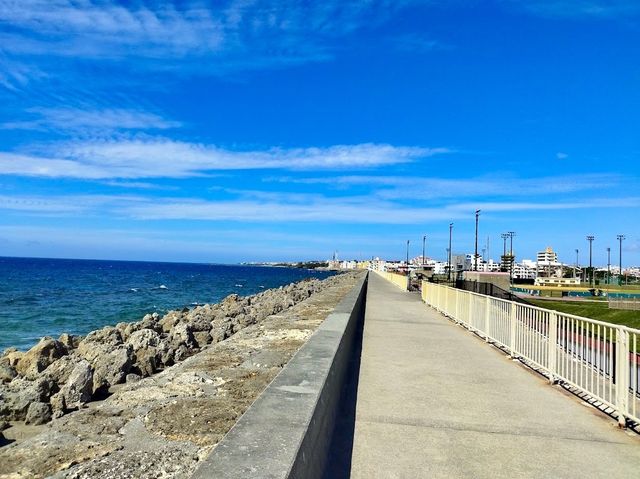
615 328 629 428
484 296 491 342
454 288 460 322
509 301 517 358
548 311 558 384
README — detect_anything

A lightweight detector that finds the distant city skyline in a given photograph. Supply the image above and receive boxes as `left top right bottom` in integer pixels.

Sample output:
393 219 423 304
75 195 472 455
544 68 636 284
0 1 638 265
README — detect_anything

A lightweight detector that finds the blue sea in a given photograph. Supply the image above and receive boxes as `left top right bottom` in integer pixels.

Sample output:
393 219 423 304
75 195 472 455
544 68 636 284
0 257 335 352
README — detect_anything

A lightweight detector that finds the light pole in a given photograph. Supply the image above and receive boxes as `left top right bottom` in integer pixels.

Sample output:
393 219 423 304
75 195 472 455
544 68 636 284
406 239 410 276
575 249 579 280
448 223 453 282
617 234 625 285
422 235 426 267
607 247 611 285
501 233 509 272
586 235 594 287
474 209 481 271
508 231 516 282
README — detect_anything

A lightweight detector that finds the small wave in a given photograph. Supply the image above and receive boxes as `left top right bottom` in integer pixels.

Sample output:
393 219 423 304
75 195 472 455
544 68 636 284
259 285 265 289
130 288 139 292
235 284 243 287
154 285 168 290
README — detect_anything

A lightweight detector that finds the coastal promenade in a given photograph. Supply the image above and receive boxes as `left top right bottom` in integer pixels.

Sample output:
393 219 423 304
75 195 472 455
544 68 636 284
348 273 640 478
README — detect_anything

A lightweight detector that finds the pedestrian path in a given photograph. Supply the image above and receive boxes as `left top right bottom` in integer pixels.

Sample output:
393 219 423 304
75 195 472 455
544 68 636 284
349 273 640 478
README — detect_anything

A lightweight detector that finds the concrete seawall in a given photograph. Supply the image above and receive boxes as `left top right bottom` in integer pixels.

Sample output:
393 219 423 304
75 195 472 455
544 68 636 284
192 272 368 479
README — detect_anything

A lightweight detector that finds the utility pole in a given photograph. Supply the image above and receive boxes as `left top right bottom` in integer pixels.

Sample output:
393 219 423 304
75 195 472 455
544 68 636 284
607 247 611 285
586 235 594 287
617 234 625 285
448 223 453 282
406 239 410 276
575 249 579 280
474 209 481 271
422 235 426 267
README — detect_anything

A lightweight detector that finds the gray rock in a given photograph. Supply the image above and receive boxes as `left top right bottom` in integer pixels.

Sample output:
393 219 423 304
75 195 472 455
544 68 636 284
133 347 158 376
193 331 212 348
169 323 196 349
78 327 124 362
50 391 66 416
127 329 160 351
0 363 17 383
58 333 81 350
2 377 54 421
125 373 141 383
43 354 80 386
25 401 52 425
159 311 182 333
91 347 132 395
60 360 93 407
15 338 67 379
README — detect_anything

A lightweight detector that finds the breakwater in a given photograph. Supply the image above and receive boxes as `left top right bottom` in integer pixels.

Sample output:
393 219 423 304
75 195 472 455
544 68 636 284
0 271 363 478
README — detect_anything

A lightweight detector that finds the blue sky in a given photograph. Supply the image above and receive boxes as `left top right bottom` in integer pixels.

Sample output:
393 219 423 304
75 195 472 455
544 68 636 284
0 0 638 265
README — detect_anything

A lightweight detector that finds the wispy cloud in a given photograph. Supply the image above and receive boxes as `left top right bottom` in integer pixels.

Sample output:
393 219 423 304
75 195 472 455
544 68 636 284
0 141 446 179
2 190 639 224
266 173 623 199
0 0 419 82
0 107 181 133
507 0 640 18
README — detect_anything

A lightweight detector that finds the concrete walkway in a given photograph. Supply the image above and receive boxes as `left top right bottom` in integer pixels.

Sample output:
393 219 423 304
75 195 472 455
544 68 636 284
349 274 640 478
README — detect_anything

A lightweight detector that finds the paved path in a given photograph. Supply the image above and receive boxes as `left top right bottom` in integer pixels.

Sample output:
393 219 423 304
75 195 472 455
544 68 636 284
349 273 640 478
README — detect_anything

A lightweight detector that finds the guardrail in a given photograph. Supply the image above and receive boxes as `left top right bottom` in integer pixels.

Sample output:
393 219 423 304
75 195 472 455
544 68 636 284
421 281 640 428
373 270 408 290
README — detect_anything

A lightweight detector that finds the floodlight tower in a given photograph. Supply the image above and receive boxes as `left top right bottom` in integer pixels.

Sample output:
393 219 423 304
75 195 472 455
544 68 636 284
586 235 595 287
617 234 625 285
474 209 481 271
448 223 453 282
507 231 516 282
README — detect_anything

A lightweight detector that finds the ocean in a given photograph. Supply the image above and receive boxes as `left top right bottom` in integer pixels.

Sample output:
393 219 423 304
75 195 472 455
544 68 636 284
0 257 335 352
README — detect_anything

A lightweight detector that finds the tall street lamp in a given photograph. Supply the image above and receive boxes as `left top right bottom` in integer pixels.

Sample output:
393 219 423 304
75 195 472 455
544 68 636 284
586 235 594 287
406 239 410 276
575 249 579 280
448 223 453 282
617 234 625 285
607 247 611 285
474 209 481 271
422 235 426 267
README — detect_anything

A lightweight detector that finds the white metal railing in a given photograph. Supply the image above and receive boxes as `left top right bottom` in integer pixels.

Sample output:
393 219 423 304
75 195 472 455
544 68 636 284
421 281 640 427
373 270 409 290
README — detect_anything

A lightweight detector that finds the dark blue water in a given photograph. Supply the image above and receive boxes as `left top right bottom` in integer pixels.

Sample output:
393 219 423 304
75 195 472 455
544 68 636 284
0 257 335 351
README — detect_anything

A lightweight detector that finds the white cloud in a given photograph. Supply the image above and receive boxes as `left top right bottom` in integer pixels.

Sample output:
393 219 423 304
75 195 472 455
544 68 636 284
0 0 419 75
556 152 568 159
2 190 638 224
0 141 446 179
0 107 181 132
266 173 622 199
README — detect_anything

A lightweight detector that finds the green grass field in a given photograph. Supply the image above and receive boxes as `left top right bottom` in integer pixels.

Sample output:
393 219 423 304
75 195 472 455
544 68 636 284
528 299 640 331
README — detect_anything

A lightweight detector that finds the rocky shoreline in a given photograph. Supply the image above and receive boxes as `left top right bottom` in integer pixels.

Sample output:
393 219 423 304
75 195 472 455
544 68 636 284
0 271 362 478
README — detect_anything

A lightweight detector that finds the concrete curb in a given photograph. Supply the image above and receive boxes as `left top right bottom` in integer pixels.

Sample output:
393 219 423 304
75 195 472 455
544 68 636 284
191 272 368 479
